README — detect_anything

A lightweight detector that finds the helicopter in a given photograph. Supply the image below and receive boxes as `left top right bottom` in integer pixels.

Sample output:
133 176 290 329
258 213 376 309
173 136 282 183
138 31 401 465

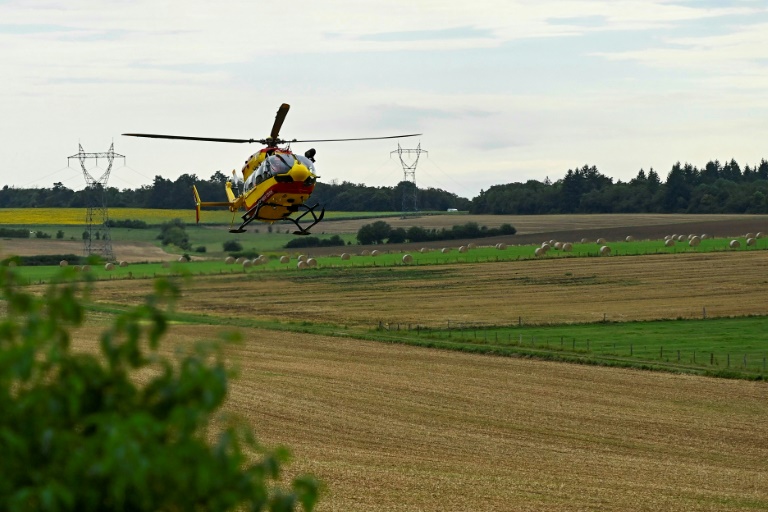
123 103 420 234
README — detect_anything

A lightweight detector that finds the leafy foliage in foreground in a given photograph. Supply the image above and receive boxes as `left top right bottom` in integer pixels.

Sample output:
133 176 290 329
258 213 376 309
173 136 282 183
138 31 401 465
0 268 318 511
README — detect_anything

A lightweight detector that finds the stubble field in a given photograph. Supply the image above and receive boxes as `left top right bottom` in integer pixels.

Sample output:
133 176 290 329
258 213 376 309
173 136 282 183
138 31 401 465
85 250 768 327
69 321 768 511
15 213 768 510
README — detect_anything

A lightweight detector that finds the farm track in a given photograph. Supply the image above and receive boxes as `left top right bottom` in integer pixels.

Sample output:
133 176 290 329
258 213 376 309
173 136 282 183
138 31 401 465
68 323 768 511
86 250 768 327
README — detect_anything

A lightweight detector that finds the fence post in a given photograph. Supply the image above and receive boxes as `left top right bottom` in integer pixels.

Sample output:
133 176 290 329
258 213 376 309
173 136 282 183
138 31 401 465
630 344 633 356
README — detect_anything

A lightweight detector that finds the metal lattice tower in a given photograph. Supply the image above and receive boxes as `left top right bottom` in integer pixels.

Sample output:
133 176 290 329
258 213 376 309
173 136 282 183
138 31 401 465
68 143 125 261
391 143 426 213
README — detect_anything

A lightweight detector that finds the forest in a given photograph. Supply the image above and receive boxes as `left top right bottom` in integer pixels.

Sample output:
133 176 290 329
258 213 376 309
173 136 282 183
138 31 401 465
2 158 767 214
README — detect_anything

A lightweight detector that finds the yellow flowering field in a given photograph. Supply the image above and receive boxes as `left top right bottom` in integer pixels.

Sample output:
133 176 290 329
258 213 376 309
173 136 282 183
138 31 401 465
0 208 235 225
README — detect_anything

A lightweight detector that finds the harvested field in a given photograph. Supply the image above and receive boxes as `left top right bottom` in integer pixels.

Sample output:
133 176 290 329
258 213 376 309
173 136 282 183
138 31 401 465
70 323 768 511
0 239 174 262
86 250 768 326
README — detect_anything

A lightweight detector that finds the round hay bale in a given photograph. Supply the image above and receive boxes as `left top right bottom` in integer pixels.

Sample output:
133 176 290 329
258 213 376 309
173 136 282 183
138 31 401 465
664 235 671 241
458 246 467 253
82 265 91 272
729 239 741 249
664 239 675 247
178 256 188 263
104 263 115 271
441 248 450 254
361 249 370 256
279 255 290 264
307 257 318 268
298 254 307 262
59 260 68 267
534 247 545 257
258 255 268 263
73 265 81 272
554 242 563 250
402 254 413 264
671 234 678 240
701 234 710 240
467 243 477 250
225 256 235 265
541 243 551 252
689 236 701 247
580 238 589 244
757 232 765 239
596 238 606 244
297 261 308 270
599 246 611 256
497 243 507 250
340 253 351 261
562 243 573 252
625 236 634 242
119 261 128 267
242 260 253 268
549 239 557 246
676 235 685 242
8 261 17 268
747 237 756 247
419 247 427 253
235 257 245 264
746 232 755 240
371 249 380 257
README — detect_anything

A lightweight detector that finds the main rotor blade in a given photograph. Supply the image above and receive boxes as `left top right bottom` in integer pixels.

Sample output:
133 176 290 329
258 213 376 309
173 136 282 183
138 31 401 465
123 133 257 143
270 103 290 141
290 133 422 143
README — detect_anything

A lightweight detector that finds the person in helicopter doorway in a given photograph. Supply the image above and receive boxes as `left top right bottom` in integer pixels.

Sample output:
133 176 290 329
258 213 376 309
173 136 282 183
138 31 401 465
304 148 316 163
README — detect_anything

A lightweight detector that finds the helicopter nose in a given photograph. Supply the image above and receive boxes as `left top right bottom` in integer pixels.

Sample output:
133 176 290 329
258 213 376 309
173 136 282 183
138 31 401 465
289 165 310 183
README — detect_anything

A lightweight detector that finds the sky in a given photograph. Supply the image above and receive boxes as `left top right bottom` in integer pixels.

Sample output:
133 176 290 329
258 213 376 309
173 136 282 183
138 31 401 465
1 0 767 199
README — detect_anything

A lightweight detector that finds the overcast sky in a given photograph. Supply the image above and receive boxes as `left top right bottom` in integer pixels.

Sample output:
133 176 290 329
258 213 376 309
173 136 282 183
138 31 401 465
1 0 767 199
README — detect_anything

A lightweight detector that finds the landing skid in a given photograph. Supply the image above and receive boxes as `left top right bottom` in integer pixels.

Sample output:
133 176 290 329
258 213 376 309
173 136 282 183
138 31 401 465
229 201 325 235
289 203 325 235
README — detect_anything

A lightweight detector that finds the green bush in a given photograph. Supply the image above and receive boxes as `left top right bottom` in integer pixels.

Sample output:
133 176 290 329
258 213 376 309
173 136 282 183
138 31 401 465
223 240 243 252
0 269 318 511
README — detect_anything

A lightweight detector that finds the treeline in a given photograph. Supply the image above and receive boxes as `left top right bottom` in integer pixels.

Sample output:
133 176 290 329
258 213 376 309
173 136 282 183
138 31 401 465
357 221 516 245
472 159 768 214
0 173 469 211
4 158 768 214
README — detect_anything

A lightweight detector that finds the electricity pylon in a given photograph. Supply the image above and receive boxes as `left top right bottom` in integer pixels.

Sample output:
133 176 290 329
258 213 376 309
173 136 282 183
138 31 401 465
68 143 124 261
391 143 426 213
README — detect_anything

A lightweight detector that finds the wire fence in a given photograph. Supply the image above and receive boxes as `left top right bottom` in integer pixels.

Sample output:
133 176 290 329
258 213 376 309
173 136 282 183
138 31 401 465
375 320 768 375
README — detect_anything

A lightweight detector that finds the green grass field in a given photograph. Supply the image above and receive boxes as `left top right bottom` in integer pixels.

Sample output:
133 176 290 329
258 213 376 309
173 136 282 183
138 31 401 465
380 316 768 378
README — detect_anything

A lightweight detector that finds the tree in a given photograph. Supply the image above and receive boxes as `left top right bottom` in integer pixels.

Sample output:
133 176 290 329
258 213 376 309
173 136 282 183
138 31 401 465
223 239 243 252
0 268 318 511
356 221 391 245
157 219 191 251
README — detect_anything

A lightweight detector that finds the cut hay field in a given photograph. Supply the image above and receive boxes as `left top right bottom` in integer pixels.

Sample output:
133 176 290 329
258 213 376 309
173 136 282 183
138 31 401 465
69 321 768 511
83 250 768 327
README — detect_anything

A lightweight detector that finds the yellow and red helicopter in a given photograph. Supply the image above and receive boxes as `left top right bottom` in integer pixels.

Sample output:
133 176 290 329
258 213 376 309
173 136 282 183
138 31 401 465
124 104 420 234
